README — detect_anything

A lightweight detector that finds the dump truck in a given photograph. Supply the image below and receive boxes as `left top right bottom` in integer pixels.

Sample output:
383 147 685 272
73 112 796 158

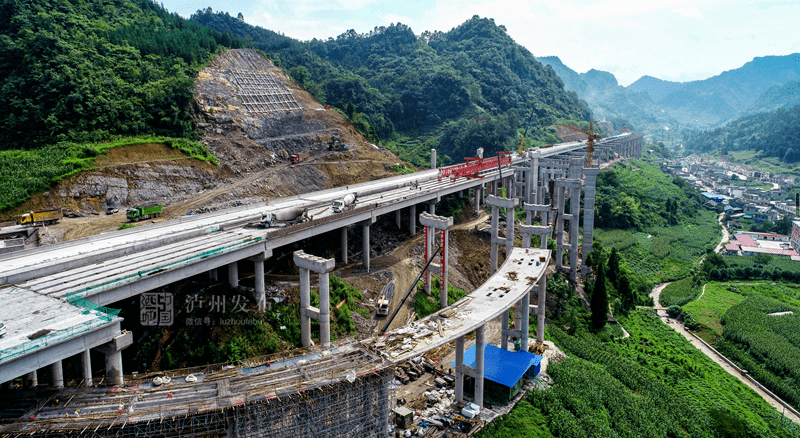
259 207 309 228
290 152 309 164
376 282 394 316
126 203 163 222
17 209 62 227
332 193 357 213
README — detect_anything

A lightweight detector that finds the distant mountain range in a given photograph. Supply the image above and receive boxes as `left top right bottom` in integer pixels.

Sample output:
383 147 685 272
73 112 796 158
538 53 800 140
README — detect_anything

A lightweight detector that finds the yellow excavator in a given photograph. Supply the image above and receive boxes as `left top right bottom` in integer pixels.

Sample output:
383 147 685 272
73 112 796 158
560 122 602 168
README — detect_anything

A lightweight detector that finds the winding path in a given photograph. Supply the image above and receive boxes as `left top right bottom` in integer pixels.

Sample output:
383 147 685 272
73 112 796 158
648 283 800 423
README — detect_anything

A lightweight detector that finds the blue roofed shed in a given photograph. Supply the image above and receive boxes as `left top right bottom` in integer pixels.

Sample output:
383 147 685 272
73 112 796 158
451 344 543 405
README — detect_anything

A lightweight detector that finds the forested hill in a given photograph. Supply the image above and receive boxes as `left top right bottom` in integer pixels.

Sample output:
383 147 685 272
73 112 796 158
0 0 242 149
191 12 592 162
684 104 800 162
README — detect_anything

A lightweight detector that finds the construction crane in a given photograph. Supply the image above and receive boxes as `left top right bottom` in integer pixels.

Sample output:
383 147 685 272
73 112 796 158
517 105 537 155
561 122 602 168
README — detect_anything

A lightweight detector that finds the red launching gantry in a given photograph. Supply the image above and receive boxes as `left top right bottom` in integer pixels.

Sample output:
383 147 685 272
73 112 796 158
437 152 512 182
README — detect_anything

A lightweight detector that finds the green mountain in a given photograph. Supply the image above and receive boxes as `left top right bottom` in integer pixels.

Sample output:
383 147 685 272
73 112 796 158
745 81 800 116
536 56 677 138
0 0 243 149
628 54 800 129
684 104 800 162
190 12 592 162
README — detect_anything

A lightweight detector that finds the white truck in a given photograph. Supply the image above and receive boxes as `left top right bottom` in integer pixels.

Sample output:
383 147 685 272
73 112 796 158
260 207 309 228
332 193 357 213
376 282 394 316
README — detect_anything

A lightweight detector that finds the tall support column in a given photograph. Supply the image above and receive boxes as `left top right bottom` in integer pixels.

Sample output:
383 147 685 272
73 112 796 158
299 265 311 347
340 227 348 263
420 212 454 307
208 269 218 281
428 200 436 215
254 253 266 312
431 148 437 169
500 310 509 350
80 349 92 386
295 251 336 349
555 183 566 271
537 273 547 344
486 195 518 274
319 271 331 348
105 351 122 386
409 205 416 235
362 221 370 272
228 262 239 288
475 325 485 408
25 370 38 388
50 360 64 388
474 186 482 216
521 290 530 351
395 209 401 229
582 168 600 276
455 336 464 402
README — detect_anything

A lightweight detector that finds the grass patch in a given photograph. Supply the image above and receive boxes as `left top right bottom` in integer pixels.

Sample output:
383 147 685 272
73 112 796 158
659 277 700 307
0 136 216 214
683 282 747 343
413 276 468 319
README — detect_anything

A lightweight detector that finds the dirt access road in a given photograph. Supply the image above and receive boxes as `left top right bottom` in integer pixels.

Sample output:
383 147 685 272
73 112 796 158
648 283 800 423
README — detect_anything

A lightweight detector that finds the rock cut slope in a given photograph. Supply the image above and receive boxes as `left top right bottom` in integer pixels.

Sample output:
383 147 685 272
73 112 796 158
22 49 402 240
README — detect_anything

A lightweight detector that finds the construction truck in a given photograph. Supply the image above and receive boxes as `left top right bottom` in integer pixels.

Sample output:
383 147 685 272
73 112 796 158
290 152 309 164
332 193 357 213
327 136 350 151
17 209 62 227
126 203 163 222
259 207 309 228
376 282 394 316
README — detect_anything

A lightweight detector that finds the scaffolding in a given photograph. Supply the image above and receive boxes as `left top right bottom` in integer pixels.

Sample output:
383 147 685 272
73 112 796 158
231 71 301 114
233 369 393 438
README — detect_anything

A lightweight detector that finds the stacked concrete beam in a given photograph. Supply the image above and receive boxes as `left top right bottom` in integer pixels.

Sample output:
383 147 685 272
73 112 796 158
485 195 518 274
419 212 454 307
294 250 336 348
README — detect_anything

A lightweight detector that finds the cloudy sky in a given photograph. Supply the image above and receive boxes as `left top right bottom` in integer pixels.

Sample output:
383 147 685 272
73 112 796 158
160 0 799 86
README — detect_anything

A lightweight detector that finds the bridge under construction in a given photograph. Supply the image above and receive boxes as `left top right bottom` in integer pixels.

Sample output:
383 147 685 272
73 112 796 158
0 133 643 437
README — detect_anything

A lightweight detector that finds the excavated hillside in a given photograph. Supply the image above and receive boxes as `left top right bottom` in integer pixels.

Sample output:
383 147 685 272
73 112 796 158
18 49 404 241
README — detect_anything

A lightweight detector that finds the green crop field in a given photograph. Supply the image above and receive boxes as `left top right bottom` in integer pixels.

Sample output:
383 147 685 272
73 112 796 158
481 311 800 437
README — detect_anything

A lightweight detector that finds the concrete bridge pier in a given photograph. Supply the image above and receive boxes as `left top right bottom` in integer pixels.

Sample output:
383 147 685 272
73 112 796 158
228 262 239 288
581 168 600 276
208 269 217 281
521 205 550 247
50 360 64 388
362 221 371 272
485 196 518 274
395 210 401 229
419 213 453 308
294 251 336 348
537 272 547 344
80 349 92 386
25 370 37 388
409 205 417 235
453 324 486 408
96 329 132 386
428 200 436 215
253 253 266 312
473 185 482 216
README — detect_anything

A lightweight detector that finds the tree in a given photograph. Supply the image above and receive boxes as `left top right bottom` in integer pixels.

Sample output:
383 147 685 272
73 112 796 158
591 263 609 331
607 247 620 288
345 102 355 119
617 270 635 313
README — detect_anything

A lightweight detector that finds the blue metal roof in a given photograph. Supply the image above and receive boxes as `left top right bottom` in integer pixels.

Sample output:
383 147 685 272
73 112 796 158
451 344 542 388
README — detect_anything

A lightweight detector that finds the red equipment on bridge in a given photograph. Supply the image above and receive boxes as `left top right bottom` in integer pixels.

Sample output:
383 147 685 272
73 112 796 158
437 152 512 182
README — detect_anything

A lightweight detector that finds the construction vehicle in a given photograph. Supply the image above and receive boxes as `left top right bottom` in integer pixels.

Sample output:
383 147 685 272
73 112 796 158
561 122 602 168
327 136 350 151
332 193 357 213
17 209 62 227
290 152 309 164
259 207 309 228
376 282 394 316
126 203 163 222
